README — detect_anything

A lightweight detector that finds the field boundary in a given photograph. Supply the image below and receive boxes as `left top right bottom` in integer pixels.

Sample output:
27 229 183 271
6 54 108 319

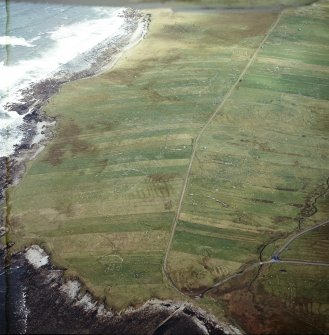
162 10 284 290
198 218 329 297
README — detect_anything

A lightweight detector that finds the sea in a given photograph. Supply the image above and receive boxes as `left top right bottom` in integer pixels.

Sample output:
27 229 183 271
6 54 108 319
0 1 130 158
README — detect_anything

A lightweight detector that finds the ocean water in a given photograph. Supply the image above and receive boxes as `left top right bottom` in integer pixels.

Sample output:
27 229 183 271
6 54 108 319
0 1 127 158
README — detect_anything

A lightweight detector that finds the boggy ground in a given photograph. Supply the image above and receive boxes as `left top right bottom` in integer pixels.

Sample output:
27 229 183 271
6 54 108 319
208 263 329 334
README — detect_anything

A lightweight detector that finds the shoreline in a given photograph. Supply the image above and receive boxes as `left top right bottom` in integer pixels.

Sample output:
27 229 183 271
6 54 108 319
0 8 149 201
0 1 327 334
2 245 232 334
0 8 237 334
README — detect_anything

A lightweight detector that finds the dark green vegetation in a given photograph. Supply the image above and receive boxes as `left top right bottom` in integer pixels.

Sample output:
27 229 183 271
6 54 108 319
3 0 329 332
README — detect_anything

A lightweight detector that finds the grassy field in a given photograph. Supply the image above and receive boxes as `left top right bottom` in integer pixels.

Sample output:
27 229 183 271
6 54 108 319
3 0 329 331
167 0 329 292
5 8 280 311
280 224 329 262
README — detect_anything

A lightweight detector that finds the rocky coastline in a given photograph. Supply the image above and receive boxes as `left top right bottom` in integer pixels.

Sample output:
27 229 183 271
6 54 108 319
0 8 150 202
0 8 238 334
2 246 231 335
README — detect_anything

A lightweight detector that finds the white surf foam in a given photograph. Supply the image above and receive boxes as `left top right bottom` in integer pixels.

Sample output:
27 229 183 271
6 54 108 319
0 35 35 47
16 286 29 334
0 8 125 93
0 7 126 158
0 109 25 157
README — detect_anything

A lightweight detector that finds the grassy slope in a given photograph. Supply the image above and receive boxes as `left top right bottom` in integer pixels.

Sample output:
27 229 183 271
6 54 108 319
167 0 329 291
280 223 329 263
7 9 278 310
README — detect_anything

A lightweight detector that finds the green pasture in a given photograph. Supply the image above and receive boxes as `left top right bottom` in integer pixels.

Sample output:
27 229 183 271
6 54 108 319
167 0 329 291
6 9 279 308
5 1 329 330
281 224 329 263
261 264 329 304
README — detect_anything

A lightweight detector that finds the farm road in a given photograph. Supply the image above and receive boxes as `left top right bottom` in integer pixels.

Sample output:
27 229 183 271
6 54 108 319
162 9 284 291
199 218 329 297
